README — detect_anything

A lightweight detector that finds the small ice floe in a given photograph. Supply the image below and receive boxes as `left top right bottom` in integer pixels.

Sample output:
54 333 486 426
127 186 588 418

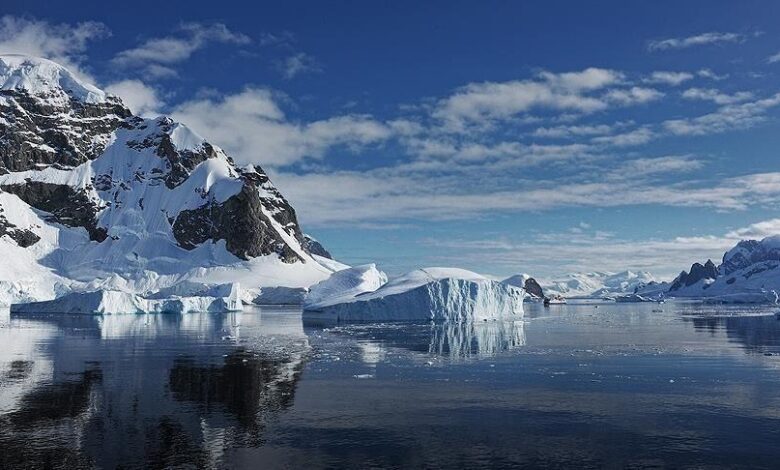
353 374 374 379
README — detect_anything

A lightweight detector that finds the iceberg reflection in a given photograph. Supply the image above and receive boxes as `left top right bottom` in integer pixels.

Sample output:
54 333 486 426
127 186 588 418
429 320 526 359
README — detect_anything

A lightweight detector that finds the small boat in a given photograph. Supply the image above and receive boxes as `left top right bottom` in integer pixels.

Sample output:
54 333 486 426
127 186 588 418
543 295 567 306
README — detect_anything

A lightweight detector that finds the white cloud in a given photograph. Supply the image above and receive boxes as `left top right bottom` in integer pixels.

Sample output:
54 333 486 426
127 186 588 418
113 22 250 77
592 127 655 147
768 51 780 64
104 79 163 117
432 68 623 132
681 87 754 105
0 15 108 81
725 218 780 239
278 52 321 79
645 71 694 86
664 92 780 135
171 87 392 167
603 87 664 105
609 155 703 177
532 123 615 138
273 162 780 227
648 32 745 51
697 69 728 81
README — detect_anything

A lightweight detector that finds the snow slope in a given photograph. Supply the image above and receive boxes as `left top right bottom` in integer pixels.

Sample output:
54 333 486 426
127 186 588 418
304 267 525 323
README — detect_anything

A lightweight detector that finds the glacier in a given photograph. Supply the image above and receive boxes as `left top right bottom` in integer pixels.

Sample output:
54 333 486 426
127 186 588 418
303 268 525 323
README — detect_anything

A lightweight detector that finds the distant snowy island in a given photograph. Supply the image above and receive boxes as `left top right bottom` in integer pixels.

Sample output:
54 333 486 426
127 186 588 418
0 54 778 318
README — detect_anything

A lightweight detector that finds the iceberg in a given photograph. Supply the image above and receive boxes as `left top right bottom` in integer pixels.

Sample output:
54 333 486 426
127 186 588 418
303 267 525 322
10 284 243 314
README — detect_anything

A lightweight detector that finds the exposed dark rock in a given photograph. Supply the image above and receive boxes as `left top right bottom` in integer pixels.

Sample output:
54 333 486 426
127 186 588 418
173 182 303 263
303 234 332 259
0 90 130 173
524 277 544 298
0 207 40 247
1 182 107 242
669 259 719 291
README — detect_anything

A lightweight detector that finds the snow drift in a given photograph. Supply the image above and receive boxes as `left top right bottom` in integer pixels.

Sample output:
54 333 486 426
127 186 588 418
303 267 525 322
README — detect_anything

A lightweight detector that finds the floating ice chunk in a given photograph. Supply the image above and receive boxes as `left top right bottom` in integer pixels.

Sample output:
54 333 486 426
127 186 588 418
10 289 244 314
303 267 524 322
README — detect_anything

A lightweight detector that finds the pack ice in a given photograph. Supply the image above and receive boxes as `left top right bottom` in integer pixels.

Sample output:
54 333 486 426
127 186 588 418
303 267 525 322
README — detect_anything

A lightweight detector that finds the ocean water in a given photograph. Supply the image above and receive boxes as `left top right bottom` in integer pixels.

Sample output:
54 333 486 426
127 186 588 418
2 301 780 469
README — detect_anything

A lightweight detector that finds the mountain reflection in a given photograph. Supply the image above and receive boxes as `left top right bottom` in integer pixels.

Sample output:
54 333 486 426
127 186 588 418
0 309 309 469
169 348 306 435
689 314 780 354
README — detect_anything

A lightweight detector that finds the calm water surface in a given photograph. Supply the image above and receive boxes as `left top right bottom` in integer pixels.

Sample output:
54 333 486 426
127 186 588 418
2 301 780 469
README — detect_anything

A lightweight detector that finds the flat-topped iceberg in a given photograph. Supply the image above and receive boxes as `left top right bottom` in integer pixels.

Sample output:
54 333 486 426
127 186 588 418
303 267 525 322
10 283 243 314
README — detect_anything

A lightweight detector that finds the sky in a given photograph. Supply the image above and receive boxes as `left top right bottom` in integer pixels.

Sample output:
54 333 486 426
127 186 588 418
3 0 780 280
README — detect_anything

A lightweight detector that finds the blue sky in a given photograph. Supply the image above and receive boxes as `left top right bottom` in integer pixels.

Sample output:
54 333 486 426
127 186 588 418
3 0 780 279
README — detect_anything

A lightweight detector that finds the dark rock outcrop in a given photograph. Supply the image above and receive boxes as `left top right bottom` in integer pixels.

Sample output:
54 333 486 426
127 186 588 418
172 174 304 262
0 90 130 173
1 182 107 242
669 259 719 291
0 206 40 247
302 234 332 259
524 277 544 298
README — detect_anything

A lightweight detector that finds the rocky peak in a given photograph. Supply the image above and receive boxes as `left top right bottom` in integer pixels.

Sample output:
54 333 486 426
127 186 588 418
0 55 131 173
524 277 544 298
669 259 719 291
721 237 780 276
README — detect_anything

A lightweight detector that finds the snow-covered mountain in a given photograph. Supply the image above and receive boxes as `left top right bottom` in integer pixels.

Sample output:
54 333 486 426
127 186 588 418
669 236 780 302
0 55 336 305
540 270 657 298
